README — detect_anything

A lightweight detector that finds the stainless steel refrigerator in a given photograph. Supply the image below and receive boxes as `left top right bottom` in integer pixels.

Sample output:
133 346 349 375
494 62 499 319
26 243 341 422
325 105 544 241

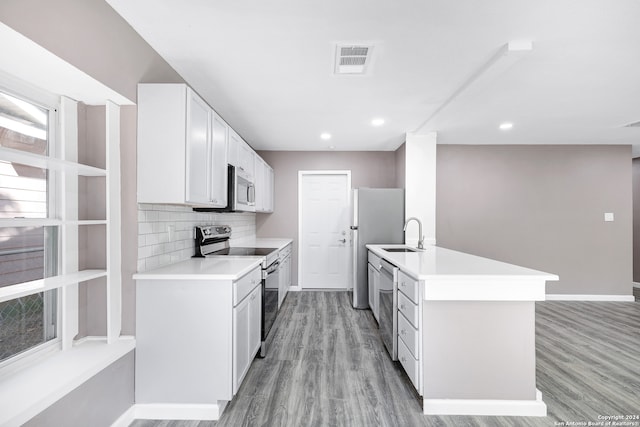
350 188 405 309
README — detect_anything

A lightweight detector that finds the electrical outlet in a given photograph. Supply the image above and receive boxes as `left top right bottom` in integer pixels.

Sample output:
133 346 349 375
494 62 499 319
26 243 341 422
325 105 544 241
604 212 614 222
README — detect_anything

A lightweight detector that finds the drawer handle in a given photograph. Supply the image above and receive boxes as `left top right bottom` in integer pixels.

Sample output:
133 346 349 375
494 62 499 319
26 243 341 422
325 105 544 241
401 329 407 335
400 304 405 310
401 281 406 287
401 356 407 363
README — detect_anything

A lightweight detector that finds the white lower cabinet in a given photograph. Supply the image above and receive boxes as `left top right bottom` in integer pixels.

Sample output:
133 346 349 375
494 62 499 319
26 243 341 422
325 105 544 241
396 268 423 395
135 264 262 409
233 284 261 393
278 243 292 308
367 251 381 321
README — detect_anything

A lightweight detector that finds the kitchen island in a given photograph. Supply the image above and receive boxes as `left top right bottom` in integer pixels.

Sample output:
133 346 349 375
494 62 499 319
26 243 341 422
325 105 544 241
367 244 558 417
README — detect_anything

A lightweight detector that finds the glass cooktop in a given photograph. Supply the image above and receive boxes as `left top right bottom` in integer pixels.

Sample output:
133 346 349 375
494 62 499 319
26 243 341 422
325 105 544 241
207 247 278 257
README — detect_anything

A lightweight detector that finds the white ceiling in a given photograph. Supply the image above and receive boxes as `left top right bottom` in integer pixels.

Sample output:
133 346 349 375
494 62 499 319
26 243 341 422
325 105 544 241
106 0 640 152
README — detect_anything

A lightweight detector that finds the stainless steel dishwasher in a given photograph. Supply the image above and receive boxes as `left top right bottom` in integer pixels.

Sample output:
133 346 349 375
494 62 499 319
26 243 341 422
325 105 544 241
378 258 398 360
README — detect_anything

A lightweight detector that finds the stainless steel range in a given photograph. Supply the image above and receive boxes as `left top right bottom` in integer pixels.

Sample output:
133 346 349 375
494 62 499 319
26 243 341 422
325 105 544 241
194 225 279 357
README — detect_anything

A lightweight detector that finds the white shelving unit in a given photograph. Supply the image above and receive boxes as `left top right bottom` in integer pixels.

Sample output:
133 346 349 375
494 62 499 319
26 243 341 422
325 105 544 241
0 97 120 349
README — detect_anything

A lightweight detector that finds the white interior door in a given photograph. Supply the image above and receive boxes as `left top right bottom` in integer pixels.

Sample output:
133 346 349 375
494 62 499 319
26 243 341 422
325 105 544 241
299 172 350 289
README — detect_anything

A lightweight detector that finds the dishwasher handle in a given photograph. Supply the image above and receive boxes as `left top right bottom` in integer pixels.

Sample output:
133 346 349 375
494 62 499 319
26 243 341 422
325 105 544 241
380 259 397 276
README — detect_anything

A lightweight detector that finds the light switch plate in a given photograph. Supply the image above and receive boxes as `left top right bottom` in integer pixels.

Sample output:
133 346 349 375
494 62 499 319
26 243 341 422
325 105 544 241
604 212 614 222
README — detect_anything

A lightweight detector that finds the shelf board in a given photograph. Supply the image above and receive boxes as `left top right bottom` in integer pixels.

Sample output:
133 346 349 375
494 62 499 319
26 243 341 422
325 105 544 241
0 218 62 228
0 147 106 176
0 219 107 227
0 269 107 303
71 220 107 226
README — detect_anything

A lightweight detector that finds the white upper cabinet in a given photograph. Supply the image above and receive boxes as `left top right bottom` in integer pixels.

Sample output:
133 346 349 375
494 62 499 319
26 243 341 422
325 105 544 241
237 137 255 180
228 128 256 183
227 128 241 168
185 91 211 204
211 112 229 207
254 156 266 212
266 165 274 212
137 84 227 207
254 156 274 213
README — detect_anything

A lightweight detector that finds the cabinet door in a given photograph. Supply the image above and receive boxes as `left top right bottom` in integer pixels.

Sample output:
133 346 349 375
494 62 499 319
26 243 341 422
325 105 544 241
238 140 255 179
368 264 376 320
248 285 262 356
211 113 228 207
278 256 289 308
185 89 211 204
266 166 274 212
254 157 265 212
374 269 380 320
233 295 250 394
228 129 241 167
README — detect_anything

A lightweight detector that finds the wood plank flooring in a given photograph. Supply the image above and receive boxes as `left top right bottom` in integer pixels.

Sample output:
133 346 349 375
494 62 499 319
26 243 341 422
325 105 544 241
130 292 640 427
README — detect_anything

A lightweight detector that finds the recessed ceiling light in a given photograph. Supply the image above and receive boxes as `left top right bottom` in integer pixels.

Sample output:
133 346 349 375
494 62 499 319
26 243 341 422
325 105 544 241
371 118 385 127
320 132 332 140
499 122 513 130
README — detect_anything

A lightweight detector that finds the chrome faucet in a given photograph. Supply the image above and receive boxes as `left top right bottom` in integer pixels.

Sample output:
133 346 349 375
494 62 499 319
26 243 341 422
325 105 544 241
404 217 424 249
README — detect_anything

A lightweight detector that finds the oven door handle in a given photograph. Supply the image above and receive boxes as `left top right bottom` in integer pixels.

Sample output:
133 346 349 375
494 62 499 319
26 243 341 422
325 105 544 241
266 260 280 275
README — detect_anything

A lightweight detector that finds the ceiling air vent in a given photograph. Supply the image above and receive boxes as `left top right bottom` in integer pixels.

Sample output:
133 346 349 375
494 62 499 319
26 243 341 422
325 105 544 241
624 120 640 128
335 44 374 75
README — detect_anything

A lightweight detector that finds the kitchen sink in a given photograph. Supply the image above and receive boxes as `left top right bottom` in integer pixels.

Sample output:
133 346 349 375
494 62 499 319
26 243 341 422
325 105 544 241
383 247 422 253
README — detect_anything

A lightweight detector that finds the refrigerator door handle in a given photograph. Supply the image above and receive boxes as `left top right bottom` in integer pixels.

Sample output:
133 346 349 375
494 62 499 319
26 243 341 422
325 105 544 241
350 226 358 230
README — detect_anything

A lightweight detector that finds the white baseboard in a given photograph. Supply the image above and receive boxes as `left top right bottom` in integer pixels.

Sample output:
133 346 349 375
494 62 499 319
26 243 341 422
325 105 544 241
111 405 136 427
111 402 227 426
423 389 546 417
545 294 635 302
288 285 302 292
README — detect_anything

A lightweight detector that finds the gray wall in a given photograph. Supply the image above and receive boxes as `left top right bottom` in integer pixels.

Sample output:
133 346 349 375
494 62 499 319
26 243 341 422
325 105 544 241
437 145 633 295
24 352 134 427
634 158 640 283
256 151 397 284
0 0 184 424
394 142 406 188
0 0 183 102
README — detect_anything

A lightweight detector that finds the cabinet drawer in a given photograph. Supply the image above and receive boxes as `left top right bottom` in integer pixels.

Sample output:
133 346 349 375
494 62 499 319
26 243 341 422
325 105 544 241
397 311 419 359
397 270 419 304
368 251 381 269
398 337 420 391
279 244 292 260
234 267 262 306
397 291 419 328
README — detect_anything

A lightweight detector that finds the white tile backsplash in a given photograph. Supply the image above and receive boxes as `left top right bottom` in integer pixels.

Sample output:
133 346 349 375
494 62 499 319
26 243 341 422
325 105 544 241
137 204 256 272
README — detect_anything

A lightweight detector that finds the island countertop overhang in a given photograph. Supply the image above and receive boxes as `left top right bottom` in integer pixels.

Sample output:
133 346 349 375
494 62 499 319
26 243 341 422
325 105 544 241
366 244 559 301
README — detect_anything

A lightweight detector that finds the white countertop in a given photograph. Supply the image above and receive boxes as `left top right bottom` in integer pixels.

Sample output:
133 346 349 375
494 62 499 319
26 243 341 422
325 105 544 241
133 257 263 281
367 244 559 301
133 237 293 281
251 238 293 250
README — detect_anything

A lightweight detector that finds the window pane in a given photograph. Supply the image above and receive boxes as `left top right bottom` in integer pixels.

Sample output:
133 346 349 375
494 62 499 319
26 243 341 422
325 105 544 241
0 290 57 362
0 91 48 155
0 90 49 220
0 226 46 288
0 89 57 363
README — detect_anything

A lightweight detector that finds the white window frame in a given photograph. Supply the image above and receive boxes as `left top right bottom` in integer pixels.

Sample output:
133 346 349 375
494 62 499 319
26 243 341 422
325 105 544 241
0 82 63 371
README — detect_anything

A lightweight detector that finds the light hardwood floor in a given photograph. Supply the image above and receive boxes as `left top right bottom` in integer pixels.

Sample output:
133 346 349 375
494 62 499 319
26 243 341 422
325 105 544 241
131 292 640 427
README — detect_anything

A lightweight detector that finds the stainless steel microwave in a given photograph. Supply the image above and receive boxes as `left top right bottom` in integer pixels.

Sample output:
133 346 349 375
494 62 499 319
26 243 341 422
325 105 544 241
194 164 255 213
